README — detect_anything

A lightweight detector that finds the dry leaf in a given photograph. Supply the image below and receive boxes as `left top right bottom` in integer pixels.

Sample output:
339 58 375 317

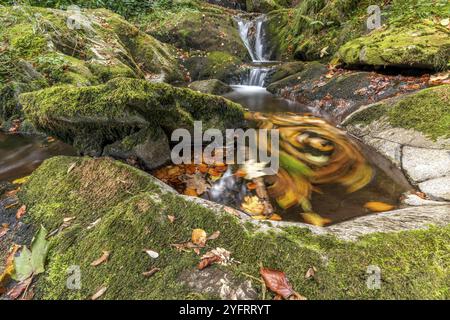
198 255 221 270
260 268 295 299
206 231 220 241
167 215 176 223
241 196 265 215
0 224 9 239
191 229 207 247
142 268 160 278
16 205 27 219
67 163 77 174
198 247 233 270
364 201 395 212
305 266 317 279
87 218 101 230
91 286 107 300
144 249 159 259
301 212 331 227
91 251 110 266
7 276 33 300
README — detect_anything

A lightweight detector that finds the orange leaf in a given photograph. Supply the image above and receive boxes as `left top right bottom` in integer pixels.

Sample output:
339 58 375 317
16 205 27 219
91 251 110 267
364 201 395 212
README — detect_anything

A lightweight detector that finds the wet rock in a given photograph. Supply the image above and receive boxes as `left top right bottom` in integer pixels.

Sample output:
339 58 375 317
419 177 450 201
179 268 257 300
188 79 232 95
184 52 244 83
343 86 450 200
402 147 450 182
103 127 171 170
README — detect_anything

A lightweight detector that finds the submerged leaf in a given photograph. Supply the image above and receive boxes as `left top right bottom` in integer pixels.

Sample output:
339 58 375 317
364 201 395 212
301 212 331 227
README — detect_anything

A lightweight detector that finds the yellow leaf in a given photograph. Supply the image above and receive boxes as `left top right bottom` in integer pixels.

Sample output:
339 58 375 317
364 201 395 212
301 213 331 227
269 214 282 221
191 229 207 246
12 176 30 185
240 196 265 215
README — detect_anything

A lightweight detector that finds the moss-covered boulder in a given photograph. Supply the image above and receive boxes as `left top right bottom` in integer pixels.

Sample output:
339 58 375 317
184 51 244 82
188 79 232 94
265 0 450 63
140 1 249 61
0 5 184 124
12 156 450 299
19 77 245 164
343 85 450 200
337 23 450 70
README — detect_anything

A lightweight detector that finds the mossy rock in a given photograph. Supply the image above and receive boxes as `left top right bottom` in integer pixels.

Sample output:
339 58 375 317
188 79 232 95
184 51 244 82
265 0 450 62
0 5 183 123
245 0 283 13
337 24 450 70
19 77 245 156
140 1 249 61
344 85 450 141
16 156 450 299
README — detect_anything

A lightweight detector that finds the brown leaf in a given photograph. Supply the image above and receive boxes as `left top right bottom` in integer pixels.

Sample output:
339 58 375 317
167 215 176 223
7 277 33 300
91 286 107 300
142 268 160 278
260 268 295 299
91 251 110 266
198 255 221 270
305 266 317 280
0 224 9 239
16 205 27 219
206 231 220 241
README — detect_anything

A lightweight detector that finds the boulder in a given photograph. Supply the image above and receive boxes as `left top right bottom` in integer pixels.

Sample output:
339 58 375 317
184 51 244 82
188 79 232 95
343 85 450 199
337 24 450 70
19 77 245 158
9 156 449 299
0 5 184 124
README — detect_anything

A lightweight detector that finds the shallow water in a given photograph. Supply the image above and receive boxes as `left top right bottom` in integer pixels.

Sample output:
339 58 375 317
0 132 75 182
221 85 408 224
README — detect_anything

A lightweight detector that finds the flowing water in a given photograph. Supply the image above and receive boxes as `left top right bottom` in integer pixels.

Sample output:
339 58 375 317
0 132 75 182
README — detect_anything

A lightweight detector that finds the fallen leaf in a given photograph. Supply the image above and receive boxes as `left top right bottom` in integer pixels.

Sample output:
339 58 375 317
241 195 265 216
260 268 306 300
364 201 395 212
191 228 207 247
142 267 160 278
301 212 332 227
13 226 49 281
91 286 107 300
305 266 317 279
0 223 9 238
269 214 282 221
144 249 159 259
181 173 210 195
16 205 27 219
198 248 234 270
87 218 101 230
206 231 220 241
12 176 29 185
67 163 77 174
6 276 33 300
167 215 176 223
91 251 110 267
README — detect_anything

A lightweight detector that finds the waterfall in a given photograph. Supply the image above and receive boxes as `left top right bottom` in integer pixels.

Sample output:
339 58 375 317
235 15 273 87
236 15 269 62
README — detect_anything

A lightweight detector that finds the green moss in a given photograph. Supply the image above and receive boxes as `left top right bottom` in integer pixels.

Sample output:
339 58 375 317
19 77 244 149
345 85 450 140
19 156 450 299
7 23 48 59
388 85 450 139
337 23 450 70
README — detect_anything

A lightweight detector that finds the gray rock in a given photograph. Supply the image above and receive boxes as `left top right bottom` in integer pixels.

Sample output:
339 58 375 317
179 268 258 300
402 147 450 182
103 127 170 170
188 79 232 95
418 177 450 201
362 136 402 167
